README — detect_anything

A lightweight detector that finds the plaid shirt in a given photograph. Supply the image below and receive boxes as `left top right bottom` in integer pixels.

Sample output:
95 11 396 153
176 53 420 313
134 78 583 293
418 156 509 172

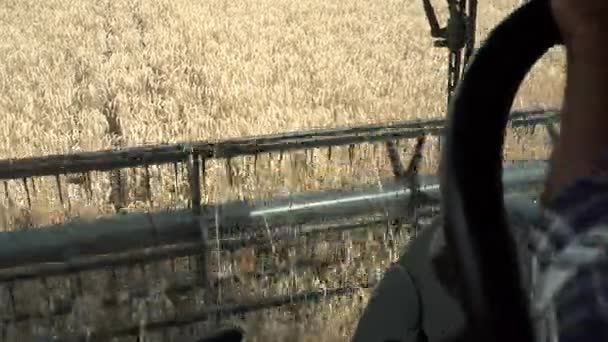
531 177 608 341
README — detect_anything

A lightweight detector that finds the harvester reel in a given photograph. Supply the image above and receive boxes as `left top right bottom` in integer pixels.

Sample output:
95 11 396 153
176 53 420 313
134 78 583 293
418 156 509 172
0 1 562 341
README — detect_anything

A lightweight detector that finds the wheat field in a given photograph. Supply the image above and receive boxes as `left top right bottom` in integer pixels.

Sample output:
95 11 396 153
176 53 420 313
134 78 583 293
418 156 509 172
0 0 564 341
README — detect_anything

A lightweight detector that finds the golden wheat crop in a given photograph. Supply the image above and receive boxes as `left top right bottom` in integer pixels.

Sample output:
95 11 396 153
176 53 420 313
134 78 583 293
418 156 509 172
0 0 565 340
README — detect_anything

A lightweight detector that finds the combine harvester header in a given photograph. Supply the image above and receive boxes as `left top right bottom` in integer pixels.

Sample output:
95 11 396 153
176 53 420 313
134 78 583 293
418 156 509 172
0 1 559 340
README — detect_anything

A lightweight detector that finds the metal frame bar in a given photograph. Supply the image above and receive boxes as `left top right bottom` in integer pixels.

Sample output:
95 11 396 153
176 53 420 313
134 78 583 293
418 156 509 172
0 110 556 180
0 160 546 271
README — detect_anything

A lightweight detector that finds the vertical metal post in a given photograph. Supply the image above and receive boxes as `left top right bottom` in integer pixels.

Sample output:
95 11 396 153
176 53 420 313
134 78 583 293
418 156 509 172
189 152 210 302
144 165 152 205
423 0 478 150
84 172 93 202
464 0 478 68
55 175 65 207
22 178 31 211
173 162 180 204
109 168 126 212
3 182 9 205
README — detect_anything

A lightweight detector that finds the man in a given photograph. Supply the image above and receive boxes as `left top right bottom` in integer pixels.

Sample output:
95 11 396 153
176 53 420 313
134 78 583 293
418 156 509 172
538 0 608 341
352 0 608 341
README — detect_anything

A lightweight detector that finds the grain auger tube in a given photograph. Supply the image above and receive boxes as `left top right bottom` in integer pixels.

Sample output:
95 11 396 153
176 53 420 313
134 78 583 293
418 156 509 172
352 1 562 341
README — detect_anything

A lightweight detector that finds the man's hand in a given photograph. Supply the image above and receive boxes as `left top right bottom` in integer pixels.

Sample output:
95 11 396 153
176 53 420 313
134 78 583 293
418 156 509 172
542 0 608 205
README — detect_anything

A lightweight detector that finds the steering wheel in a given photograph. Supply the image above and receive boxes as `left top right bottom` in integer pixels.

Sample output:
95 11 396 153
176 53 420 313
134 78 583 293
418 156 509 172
441 0 561 341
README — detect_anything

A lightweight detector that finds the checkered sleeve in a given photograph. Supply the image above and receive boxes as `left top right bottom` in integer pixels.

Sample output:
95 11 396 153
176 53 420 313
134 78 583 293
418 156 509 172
532 178 608 342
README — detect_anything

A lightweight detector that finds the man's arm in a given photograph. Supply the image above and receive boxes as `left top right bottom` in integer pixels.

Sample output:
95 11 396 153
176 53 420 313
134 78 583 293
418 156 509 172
535 2 608 341
542 1 608 204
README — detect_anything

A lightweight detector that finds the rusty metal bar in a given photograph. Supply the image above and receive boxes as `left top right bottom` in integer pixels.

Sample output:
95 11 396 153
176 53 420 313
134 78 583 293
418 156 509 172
0 160 547 271
0 213 438 283
0 110 557 180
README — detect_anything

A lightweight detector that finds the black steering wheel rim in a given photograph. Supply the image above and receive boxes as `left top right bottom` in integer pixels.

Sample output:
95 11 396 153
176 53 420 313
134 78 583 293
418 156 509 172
440 1 561 341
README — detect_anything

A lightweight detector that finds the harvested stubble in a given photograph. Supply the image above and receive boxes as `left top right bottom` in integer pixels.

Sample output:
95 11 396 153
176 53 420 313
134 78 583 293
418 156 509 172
0 0 564 340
